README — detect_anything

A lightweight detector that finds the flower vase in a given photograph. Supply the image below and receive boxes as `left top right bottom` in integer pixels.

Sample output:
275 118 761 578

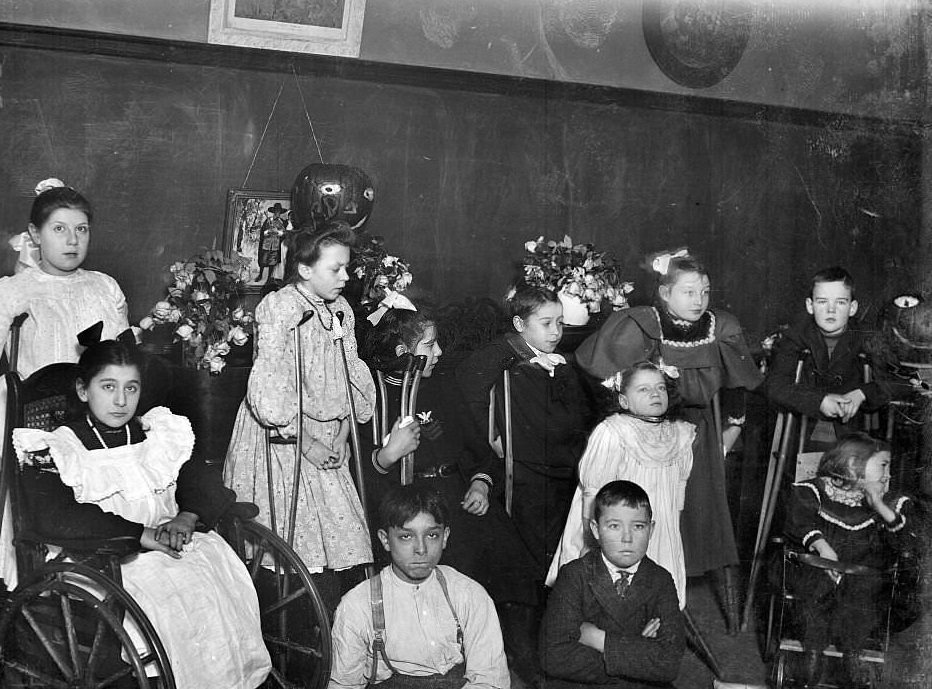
558 289 591 327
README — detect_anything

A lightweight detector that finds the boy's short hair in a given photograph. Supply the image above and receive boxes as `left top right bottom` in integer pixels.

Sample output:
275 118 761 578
508 285 559 320
378 485 450 530
817 432 890 491
810 266 855 299
593 480 653 522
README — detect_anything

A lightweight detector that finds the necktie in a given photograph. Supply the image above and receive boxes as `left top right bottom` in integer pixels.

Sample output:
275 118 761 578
614 571 632 599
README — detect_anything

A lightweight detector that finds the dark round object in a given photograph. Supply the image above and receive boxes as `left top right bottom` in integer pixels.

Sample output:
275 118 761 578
291 164 375 231
643 0 751 89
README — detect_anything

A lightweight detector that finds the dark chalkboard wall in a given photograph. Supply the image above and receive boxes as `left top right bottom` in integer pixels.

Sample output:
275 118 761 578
0 30 921 343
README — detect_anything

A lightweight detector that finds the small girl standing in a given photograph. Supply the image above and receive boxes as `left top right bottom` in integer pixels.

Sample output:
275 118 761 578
224 222 376 607
12 336 271 689
0 178 128 377
784 432 910 688
546 362 695 608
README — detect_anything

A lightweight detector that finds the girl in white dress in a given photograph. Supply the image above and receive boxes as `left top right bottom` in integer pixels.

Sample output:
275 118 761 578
0 178 129 588
13 336 271 689
546 362 695 608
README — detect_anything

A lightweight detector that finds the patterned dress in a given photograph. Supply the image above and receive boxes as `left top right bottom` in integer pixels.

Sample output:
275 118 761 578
224 285 376 571
547 413 695 607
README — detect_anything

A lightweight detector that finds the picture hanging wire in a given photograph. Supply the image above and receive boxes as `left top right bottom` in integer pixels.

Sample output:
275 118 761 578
239 65 325 189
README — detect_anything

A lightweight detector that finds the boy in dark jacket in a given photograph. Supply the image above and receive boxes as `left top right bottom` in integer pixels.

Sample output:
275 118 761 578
540 480 684 689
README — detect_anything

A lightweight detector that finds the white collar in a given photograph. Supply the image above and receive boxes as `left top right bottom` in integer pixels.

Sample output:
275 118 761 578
601 553 640 583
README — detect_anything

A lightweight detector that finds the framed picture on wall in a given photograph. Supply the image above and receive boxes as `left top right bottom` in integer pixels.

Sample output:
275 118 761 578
207 0 367 58
222 189 293 293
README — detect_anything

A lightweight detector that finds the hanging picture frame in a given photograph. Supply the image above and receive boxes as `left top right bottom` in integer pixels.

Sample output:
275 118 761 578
207 0 367 58
222 189 293 293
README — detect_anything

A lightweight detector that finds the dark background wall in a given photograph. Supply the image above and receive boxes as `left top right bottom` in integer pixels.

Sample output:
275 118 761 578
0 30 921 342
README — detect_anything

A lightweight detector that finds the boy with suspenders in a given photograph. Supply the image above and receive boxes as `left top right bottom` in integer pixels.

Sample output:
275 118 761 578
329 486 510 689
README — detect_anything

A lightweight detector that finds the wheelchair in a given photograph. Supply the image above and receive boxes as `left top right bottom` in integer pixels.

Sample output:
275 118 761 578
764 538 905 688
0 364 332 689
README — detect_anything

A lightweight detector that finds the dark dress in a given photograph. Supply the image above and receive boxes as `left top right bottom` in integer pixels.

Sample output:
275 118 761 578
361 370 537 605
575 306 763 575
455 334 592 573
784 478 910 651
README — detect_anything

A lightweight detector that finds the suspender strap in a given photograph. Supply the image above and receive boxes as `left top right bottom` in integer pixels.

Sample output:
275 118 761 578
433 568 466 657
369 573 398 680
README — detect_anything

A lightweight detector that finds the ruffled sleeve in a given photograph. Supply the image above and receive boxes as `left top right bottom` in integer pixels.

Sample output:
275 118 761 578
714 310 763 391
13 426 126 503
97 272 130 338
575 307 660 379
331 300 375 424
138 406 195 472
578 418 628 516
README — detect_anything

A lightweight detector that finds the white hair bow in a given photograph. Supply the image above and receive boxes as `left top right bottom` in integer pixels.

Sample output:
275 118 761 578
651 248 689 276
8 232 41 272
34 178 66 196
366 290 417 326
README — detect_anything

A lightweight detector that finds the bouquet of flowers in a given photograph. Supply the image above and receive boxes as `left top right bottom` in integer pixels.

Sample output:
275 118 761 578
138 250 255 374
518 235 633 312
350 233 414 310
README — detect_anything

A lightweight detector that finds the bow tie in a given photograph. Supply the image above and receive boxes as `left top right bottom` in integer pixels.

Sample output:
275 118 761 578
614 571 633 598
529 352 566 377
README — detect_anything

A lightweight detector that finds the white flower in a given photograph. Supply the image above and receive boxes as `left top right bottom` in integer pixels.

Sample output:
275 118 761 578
139 316 154 330
416 411 433 424
505 286 517 300
206 356 226 375
228 325 249 346
622 282 635 294
192 290 210 304
168 308 182 322
211 342 231 357
395 271 413 291
175 324 194 341
524 236 543 253
152 301 172 320
382 255 398 267
375 275 390 287
232 307 245 322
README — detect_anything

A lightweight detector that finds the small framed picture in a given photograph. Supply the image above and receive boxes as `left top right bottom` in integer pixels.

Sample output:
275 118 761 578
221 189 293 293
208 0 367 58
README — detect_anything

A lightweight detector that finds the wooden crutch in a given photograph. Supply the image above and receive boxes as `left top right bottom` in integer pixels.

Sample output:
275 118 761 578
399 355 427 486
283 310 315 549
742 348 809 630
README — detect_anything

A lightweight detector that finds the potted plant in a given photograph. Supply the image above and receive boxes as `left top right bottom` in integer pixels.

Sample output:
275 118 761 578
137 249 255 375
515 235 633 326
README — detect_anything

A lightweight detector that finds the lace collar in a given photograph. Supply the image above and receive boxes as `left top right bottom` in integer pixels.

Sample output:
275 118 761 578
820 477 865 507
655 307 716 348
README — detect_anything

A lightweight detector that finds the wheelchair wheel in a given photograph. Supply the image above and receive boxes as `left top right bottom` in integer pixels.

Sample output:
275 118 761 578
220 518 332 689
0 560 175 689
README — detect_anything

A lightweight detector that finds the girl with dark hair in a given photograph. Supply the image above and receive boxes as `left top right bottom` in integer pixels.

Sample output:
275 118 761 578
547 362 695 608
224 222 386 606
575 250 762 634
785 432 910 687
13 337 271 689
0 178 128 377
362 304 536 605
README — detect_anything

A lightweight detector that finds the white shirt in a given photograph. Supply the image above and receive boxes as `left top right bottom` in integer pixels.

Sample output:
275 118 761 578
329 565 510 689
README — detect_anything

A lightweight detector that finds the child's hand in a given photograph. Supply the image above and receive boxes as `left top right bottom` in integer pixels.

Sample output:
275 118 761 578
378 417 421 468
461 480 489 516
332 440 350 469
819 394 852 420
141 527 182 559
838 389 866 422
641 617 661 638
303 439 339 469
155 511 198 551
578 621 606 653
810 538 842 584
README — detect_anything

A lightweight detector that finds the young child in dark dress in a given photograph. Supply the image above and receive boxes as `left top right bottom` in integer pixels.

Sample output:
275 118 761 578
784 433 910 688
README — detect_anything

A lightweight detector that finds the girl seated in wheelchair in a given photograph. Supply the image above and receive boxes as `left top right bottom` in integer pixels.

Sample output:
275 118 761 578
12 333 271 689
784 432 911 688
